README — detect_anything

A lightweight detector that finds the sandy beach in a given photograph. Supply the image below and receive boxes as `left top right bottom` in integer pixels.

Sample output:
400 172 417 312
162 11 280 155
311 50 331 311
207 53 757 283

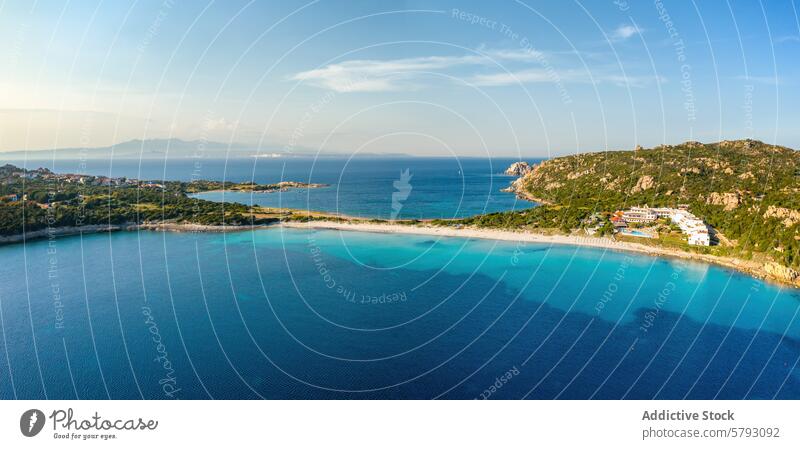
1 218 796 288
282 220 629 250
281 220 799 288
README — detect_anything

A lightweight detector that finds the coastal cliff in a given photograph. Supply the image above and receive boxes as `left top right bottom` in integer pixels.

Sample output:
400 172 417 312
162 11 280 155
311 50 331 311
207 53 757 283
501 161 547 203
504 161 533 176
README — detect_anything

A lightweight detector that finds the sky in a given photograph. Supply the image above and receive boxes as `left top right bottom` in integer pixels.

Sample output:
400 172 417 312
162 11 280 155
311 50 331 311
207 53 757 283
1 0 798 157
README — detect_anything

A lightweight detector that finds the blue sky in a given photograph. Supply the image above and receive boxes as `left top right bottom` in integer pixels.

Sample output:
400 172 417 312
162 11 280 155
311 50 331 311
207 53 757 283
1 0 798 156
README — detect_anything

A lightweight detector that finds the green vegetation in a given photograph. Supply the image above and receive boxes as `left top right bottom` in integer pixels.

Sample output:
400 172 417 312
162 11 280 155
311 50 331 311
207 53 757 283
0 165 305 236
440 139 800 269
432 206 585 235
182 179 328 193
4 139 800 275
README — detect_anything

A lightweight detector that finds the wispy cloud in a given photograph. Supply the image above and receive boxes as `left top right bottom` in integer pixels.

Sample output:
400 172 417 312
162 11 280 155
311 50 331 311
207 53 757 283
600 74 667 87
290 49 543 93
478 47 544 61
734 75 785 86
612 24 641 41
775 35 800 44
291 47 661 92
471 69 664 88
470 69 558 86
204 117 239 131
291 55 478 92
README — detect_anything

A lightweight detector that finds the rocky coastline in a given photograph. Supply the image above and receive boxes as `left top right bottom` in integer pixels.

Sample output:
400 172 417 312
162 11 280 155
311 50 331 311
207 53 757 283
501 161 550 204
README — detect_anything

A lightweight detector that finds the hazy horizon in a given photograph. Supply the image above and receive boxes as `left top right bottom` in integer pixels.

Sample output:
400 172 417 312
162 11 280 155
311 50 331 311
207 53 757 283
1 136 795 162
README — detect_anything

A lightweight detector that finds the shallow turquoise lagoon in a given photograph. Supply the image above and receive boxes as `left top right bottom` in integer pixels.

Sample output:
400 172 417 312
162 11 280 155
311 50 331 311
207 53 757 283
0 228 798 399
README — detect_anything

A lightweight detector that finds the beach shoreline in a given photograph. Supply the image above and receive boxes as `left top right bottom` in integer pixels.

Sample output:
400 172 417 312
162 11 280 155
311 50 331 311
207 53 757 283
280 220 800 289
1 219 797 289
0 222 273 245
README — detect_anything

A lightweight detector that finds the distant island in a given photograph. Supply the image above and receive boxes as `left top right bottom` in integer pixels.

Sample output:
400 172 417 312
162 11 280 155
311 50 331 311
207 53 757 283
2 139 799 288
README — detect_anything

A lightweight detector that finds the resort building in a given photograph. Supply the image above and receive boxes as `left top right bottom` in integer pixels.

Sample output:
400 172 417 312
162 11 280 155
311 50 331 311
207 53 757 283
615 205 712 246
650 207 675 218
670 210 711 246
622 206 657 223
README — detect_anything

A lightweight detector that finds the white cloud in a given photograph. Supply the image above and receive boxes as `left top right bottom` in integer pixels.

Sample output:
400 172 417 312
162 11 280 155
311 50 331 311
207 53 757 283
204 117 239 131
775 35 800 44
471 69 570 86
291 47 662 93
600 74 667 87
291 55 475 92
613 24 641 41
290 49 545 93
471 69 665 88
479 47 544 61
733 75 784 86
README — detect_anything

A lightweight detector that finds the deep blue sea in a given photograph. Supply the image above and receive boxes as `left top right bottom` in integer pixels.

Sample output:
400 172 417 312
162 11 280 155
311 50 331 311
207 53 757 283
1 158 799 399
1 228 799 399
18 157 535 219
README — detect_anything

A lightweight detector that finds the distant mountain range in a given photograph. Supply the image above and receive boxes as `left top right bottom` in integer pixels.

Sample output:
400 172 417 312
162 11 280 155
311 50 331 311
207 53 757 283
0 138 410 160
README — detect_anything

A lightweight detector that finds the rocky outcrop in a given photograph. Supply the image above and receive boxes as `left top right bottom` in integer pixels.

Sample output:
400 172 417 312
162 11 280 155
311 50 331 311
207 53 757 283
723 139 756 149
567 168 594 180
683 140 704 148
706 192 740 211
544 181 562 191
500 162 553 203
764 206 800 227
763 262 799 283
501 161 533 195
630 175 655 193
501 176 526 193
603 177 621 191
504 162 533 177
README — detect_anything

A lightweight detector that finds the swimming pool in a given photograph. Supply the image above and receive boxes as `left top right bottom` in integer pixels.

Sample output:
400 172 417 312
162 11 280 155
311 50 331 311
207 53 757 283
619 229 656 238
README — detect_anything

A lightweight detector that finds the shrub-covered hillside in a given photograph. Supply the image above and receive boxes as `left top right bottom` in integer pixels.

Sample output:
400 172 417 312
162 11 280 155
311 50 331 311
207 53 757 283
517 139 800 267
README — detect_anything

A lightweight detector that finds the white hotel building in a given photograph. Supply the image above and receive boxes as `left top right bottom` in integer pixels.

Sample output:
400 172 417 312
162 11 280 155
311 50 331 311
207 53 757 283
670 210 711 246
620 205 711 246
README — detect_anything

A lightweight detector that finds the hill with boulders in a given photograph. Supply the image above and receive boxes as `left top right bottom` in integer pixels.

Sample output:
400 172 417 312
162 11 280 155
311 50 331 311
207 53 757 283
512 139 799 271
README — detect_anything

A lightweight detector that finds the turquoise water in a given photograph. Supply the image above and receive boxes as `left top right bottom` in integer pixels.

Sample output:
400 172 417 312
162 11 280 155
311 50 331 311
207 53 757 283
1 228 798 399
21 157 536 219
